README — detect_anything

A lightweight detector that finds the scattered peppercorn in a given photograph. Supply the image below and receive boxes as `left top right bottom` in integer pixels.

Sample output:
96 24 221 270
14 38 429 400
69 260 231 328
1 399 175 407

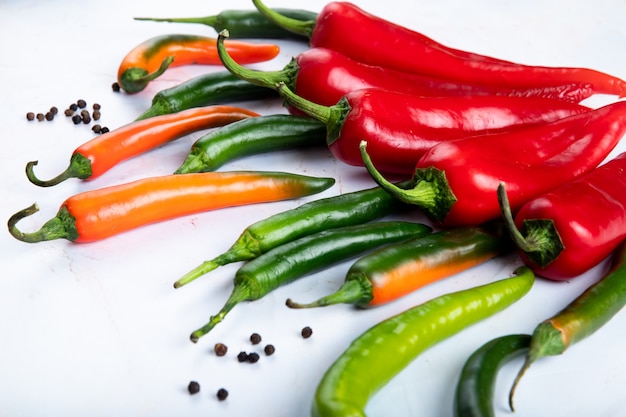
250 333 262 345
50 106 58 115
187 380 200 395
71 114 82 125
92 110 101 120
217 388 229 401
264 344 275 356
26 112 35 121
301 326 313 339
112 82 120 92
92 124 102 134
77 99 87 108
45 112 54 121
237 351 249 362
100 127 110 134
214 343 228 357
69 103 78 111
64 108 74 117
93 103 101 110
36 113 45 121
247 352 260 363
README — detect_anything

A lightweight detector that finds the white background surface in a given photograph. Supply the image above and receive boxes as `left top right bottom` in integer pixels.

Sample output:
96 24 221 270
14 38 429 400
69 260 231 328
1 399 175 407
2 1 626 416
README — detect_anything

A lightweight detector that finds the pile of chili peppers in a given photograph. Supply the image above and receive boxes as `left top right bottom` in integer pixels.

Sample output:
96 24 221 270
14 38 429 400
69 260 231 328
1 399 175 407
9 1 626 416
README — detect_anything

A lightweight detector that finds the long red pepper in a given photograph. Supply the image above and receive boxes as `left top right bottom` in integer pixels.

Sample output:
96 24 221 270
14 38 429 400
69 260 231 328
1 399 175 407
216 31 592 106
497 152 626 280
253 0 626 98
117 34 280 93
276 83 589 175
359 100 626 228
7 171 334 243
25 106 259 187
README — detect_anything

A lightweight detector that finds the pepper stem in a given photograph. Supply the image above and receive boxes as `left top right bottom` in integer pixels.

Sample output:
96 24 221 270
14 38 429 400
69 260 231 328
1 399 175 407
25 154 93 187
285 276 372 309
497 183 564 267
251 0 315 38
120 56 175 93
359 141 456 222
189 283 251 343
7 204 79 243
133 16 218 26
217 29 293 90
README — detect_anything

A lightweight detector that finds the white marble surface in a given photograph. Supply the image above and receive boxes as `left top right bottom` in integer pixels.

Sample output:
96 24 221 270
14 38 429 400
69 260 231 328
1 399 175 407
1 0 626 416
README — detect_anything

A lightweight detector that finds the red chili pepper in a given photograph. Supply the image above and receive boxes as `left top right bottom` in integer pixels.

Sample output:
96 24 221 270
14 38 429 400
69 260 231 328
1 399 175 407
360 100 626 228
7 171 334 243
497 152 626 280
276 83 589 175
117 34 280 93
216 31 592 106
253 0 626 98
24 106 259 187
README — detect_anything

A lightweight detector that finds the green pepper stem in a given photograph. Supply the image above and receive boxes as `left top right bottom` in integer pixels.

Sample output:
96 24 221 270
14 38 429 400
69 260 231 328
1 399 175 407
285 278 371 309
359 141 456 222
217 29 293 90
25 154 93 187
120 56 174 93
189 283 251 343
251 0 315 38
497 182 564 267
175 229 266 288
134 16 218 26
7 204 78 243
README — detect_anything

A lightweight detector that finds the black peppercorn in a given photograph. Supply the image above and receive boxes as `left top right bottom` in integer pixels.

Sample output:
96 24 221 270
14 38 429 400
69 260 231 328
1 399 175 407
92 124 102 134
26 112 35 121
249 333 262 345
77 99 87 108
69 103 78 111
100 127 110 134
247 352 260 363
45 112 54 121
264 344 275 356
112 82 120 92
216 388 229 401
301 326 313 339
71 114 82 125
214 343 228 357
50 106 58 115
237 351 248 362
92 110 101 121
187 380 200 395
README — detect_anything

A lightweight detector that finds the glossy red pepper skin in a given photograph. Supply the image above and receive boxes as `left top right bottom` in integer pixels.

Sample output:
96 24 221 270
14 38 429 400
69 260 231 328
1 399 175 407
289 48 592 108
361 101 626 228
280 86 588 175
307 2 626 97
500 152 626 280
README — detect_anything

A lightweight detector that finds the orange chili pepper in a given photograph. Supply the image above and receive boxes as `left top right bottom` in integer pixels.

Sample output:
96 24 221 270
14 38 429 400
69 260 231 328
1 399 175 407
117 34 280 93
286 227 508 309
8 171 335 243
25 105 259 187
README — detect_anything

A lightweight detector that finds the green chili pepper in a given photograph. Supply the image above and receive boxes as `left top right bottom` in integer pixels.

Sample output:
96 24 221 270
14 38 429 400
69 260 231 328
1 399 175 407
174 114 326 174
286 226 511 309
189 220 432 342
312 267 535 417
135 71 277 121
509 240 626 411
174 183 410 288
454 334 531 417
134 8 317 41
